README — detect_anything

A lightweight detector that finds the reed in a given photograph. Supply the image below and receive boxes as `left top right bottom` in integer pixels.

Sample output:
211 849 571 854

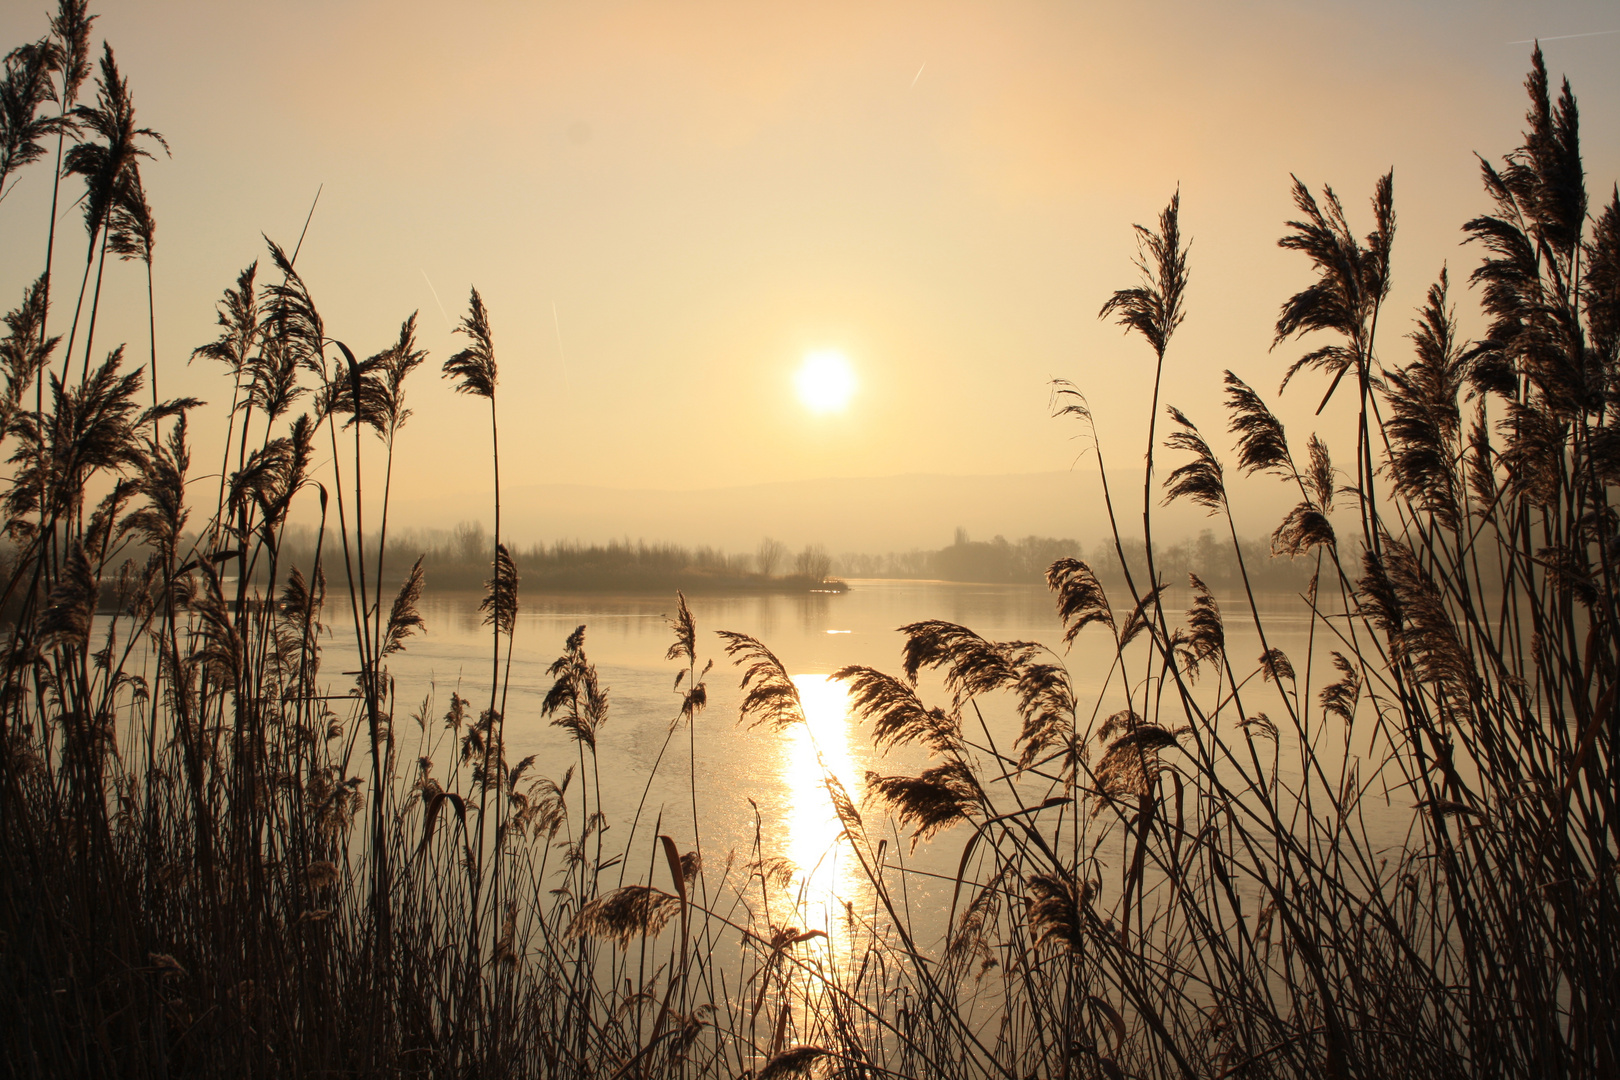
0 9 1613 1077
802 44 1617 1080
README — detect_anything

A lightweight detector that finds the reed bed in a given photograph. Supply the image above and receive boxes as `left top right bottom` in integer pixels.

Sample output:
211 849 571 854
2 6 1615 1076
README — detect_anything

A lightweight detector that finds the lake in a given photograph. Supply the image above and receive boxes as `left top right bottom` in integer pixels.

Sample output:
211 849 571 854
366 579 1081 943
342 575 1403 953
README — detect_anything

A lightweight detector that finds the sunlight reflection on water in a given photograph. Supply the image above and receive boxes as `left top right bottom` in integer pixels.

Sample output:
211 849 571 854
784 674 867 946
341 582 1410 968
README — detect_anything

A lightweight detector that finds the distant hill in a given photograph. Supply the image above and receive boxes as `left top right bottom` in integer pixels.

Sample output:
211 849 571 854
392 471 1133 553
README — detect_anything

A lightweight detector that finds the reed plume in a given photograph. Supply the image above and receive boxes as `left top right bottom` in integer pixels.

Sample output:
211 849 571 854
1223 370 1291 478
717 631 804 731
570 885 682 946
864 760 982 850
1160 405 1227 513
1099 189 1187 361
0 38 62 196
1384 270 1465 530
60 43 165 387
1045 556 1115 645
835 665 960 753
755 1045 827 1080
1174 573 1223 679
0 277 58 447
1274 172 1394 407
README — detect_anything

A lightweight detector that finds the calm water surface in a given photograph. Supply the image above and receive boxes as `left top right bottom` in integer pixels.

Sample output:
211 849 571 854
356 579 1406 946
375 581 1079 935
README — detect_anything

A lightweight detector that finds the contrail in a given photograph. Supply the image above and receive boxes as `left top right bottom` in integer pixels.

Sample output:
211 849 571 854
420 269 452 329
552 301 573 392
1508 29 1619 43
911 62 926 88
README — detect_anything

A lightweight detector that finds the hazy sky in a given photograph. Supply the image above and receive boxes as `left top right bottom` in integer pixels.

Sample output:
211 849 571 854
1 0 1617 544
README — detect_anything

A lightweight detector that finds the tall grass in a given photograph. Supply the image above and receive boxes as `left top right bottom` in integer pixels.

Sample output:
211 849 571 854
1 7 1615 1077
815 46 1617 1079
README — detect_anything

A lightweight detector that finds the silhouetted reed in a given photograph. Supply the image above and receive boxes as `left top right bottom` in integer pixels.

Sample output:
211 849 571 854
1 11 1614 1078
791 44 1616 1080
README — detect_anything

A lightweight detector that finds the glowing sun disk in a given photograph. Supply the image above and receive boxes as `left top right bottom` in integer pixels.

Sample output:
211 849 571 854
795 350 856 414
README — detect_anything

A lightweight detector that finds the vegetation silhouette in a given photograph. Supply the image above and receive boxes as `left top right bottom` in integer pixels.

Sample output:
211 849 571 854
0 5 1615 1076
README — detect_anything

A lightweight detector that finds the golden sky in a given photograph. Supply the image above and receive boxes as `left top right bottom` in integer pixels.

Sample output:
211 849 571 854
1 0 1616 544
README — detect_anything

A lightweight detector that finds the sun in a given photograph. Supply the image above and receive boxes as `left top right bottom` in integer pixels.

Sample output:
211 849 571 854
794 350 857 414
